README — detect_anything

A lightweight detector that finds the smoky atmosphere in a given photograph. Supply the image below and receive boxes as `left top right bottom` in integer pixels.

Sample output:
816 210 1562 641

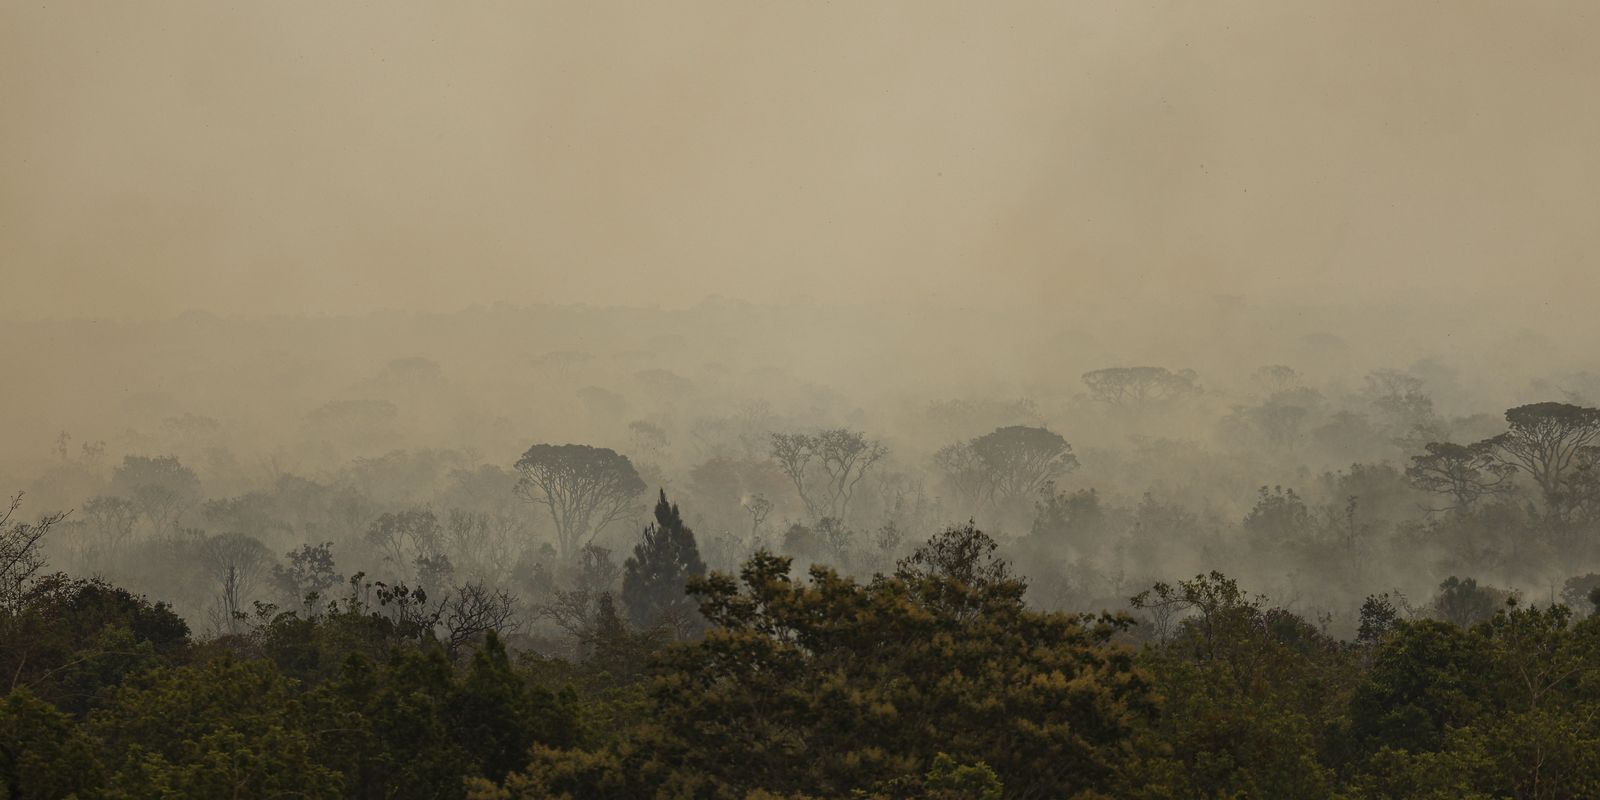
4 3 1600 799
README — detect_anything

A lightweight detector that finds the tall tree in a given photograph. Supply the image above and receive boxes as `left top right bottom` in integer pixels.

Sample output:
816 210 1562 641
200 532 272 634
1406 441 1513 513
620 490 707 637
364 508 448 584
769 429 887 522
1482 402 1600 516
513 444 645 560
966 425 1077 508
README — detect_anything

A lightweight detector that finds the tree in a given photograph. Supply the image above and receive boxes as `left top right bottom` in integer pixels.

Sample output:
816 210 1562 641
200 533 272 634
0 493 68 606
0 688 105 797
89 658 341 798
1482 402 1600 517
1082 366 1200 406
534 543 622 655
1430 576 1508 628
1029 484 1108 548
444 508 521 584
443 582 521 659
438 465 530 583
1126 572 1340 798
1242 486 1311 543
0 574 189 714
895 523 1015 597
1228 388 1322 452
931 439 988 514
1364 368 1437 431
80 495 140 566
491 527 1153 799
513 444 646 560
364 508 449 585
966 425 1077 508
110 455 200 535
586 590 664 683
273 542 342 612
1349 617 1493 756
1559 573 1600 616
1406 441 1513 513
620 491 707 637
769 429 888 522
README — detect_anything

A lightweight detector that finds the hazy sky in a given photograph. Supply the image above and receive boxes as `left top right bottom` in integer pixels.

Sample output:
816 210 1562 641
4 2 1597 320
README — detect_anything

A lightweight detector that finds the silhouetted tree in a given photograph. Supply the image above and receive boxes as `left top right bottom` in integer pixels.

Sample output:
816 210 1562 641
0 493 68 606
621 491 706 638
200 532 272 633
968 425 1077 507
1431 576 1507 628
1482 402 1600 517
513 444 645 560
272 541 341 612
769 429 887 521
364 508 447 584
1406 441 1513 513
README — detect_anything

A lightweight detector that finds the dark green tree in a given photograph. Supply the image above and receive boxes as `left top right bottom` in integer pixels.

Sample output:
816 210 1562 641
620 490 707 637
0 687 104 798
493 524 1153 798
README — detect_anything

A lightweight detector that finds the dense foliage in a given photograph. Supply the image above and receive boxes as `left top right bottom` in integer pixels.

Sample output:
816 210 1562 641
7 511 1600 798
18 366 1600 798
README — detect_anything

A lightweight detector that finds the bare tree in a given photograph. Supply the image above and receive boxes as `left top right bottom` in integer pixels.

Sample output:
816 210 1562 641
444 508 519 583
743 493 773 543
443 581 521 658
201 532 272 634
514 444 646 560
769 433 819 517
769 429 887 522
535 543 623 655
0 493 68 606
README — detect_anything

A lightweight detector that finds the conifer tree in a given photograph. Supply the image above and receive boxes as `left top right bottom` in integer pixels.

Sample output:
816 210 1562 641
620 490 707 636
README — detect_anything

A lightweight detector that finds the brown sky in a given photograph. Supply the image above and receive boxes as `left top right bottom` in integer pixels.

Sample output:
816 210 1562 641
4 1 1597 320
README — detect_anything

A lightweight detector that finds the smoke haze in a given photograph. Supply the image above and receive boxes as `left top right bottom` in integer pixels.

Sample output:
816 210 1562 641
5 2 1598 321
